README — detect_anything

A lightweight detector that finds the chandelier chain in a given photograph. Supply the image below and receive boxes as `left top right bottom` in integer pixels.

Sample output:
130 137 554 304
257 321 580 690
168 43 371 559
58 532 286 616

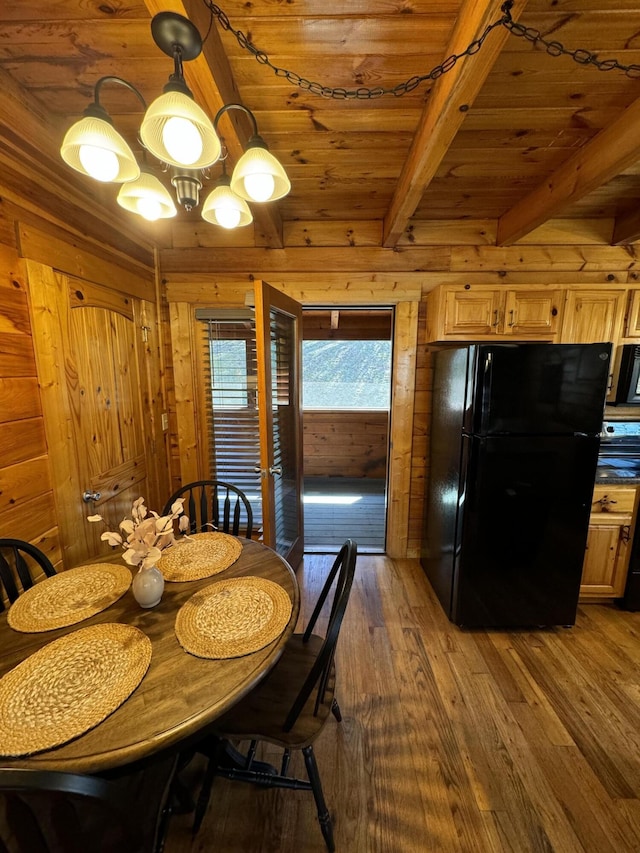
203 0 640 99
503 18 640 78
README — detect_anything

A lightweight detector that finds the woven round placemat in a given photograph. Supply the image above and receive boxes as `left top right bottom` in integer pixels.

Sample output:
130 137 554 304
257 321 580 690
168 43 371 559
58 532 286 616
7 564 132 633
0 623 151 757
175 576 292 659
158 533 242 582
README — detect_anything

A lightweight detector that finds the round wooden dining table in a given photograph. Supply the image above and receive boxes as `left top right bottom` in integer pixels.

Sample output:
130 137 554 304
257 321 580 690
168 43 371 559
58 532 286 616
0 538 299 774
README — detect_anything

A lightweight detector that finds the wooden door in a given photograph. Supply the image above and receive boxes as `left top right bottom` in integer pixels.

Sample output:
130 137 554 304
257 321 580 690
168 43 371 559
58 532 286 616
27 265 155 567
254 280 304 568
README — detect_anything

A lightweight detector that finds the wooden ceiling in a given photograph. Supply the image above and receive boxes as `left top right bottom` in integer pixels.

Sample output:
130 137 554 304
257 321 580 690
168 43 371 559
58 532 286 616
2 0 640 252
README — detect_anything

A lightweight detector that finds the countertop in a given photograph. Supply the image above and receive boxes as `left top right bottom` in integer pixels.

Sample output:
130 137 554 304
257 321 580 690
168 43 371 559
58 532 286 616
594 468 640 485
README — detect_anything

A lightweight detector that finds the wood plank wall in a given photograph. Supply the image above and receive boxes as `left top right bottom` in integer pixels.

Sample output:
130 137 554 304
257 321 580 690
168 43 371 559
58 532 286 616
0 242 61 569
303 411 388 479
0 197 170 570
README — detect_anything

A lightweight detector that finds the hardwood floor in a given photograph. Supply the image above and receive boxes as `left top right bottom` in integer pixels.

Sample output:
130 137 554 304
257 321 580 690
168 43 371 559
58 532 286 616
164 553 640 853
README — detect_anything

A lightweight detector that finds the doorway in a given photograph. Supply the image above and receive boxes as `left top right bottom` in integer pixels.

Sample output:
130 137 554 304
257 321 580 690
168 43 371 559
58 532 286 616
302 308 393 553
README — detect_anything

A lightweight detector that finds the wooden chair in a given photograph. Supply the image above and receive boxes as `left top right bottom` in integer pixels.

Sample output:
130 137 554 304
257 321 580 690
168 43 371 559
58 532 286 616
193 539 358 852
0 539 56 612
0 753 178 853
162 480 253 539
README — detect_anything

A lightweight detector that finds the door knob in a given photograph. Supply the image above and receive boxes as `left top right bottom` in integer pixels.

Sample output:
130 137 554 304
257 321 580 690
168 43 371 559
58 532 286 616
82 490 102 503
269 466 282 476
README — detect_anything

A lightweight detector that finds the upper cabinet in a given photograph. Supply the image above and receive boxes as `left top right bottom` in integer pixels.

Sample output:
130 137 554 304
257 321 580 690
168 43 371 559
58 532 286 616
560 289 627 344
624 290 640 338
425 285 563 343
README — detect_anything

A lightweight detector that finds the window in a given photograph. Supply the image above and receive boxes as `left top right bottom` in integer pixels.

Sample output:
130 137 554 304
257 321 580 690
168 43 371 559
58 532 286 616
302 339 392 409
210 339 251 409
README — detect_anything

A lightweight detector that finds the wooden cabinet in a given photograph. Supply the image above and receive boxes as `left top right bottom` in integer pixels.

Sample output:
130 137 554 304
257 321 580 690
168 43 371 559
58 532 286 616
560 289 626 344
580 485 638 599
426 285 563 342
624 290 640 338
560 289 626 402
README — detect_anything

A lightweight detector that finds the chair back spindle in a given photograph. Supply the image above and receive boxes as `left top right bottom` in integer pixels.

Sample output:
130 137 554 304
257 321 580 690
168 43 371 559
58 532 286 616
0 540 56 612
163 480 253 539
283 539 357 732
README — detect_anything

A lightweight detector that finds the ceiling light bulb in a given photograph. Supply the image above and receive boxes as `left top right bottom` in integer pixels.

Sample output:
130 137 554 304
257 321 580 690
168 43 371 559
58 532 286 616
230 142 290 203
136 197 163 221
140 90 220 169
201 182 253 229
78 144 120 182
117 169 177 220
215 205 242 229
243 172 275 203
161 115 203 166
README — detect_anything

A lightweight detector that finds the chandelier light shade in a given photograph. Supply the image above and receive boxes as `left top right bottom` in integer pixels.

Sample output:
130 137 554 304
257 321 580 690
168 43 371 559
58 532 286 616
214 103 291 204
116 167 177 221
60 103 140 184
140 91 221 170
202 174 253 229
230 143 291 203
58 13 291 228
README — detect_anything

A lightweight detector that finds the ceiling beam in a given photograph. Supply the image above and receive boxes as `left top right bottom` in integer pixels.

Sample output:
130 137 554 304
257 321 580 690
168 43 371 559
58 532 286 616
497 93 640 246
143 0 284 248
382 0 529 249
612 207 640 246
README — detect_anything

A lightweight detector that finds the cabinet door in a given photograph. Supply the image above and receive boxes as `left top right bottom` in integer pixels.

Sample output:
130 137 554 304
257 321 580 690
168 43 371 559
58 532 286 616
503 289 562 338
625 290 640 338
580 520 631 598
442 289 503 337
561 289 626 343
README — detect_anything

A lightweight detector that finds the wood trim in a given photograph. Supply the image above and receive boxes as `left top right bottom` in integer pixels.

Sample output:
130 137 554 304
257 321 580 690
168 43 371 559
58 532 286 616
18 224 154 300
612 207 640 247
382 0 529 247
386 301 418 558
25 260 85 566
160 246 452 274
69 279 135 320
168 301 200 486
497 93 640 245
162 271 629 306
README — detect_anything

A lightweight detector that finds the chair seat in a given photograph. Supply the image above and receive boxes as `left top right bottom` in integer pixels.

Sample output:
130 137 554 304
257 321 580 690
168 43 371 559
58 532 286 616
214 634 336 749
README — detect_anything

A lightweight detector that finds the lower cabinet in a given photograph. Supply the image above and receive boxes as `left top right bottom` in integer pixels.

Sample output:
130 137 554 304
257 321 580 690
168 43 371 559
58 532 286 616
580 485 638 599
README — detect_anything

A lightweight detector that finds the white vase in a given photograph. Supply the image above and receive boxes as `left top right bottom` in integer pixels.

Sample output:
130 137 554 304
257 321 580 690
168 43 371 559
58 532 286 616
131 566 165 608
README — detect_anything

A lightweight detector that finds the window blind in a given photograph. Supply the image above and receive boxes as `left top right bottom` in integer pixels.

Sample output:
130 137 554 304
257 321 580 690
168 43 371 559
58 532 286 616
198 313 263 528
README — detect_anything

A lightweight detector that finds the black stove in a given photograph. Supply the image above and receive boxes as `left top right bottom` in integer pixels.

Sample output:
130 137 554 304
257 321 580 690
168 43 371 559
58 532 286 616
597 421 640 482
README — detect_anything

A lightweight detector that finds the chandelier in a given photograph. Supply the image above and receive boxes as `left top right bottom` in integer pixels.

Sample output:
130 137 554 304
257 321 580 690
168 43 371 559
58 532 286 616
59 11 290 228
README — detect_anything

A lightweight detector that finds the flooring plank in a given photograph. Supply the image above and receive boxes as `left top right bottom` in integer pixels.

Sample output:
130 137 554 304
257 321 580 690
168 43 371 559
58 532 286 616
164 555 640 853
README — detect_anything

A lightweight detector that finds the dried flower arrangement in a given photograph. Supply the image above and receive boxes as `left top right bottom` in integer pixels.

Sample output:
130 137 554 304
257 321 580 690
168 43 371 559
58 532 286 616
88 496 189 571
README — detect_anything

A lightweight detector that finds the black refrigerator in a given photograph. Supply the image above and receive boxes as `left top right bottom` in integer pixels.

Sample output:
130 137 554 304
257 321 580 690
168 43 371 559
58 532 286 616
420 342 612 628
